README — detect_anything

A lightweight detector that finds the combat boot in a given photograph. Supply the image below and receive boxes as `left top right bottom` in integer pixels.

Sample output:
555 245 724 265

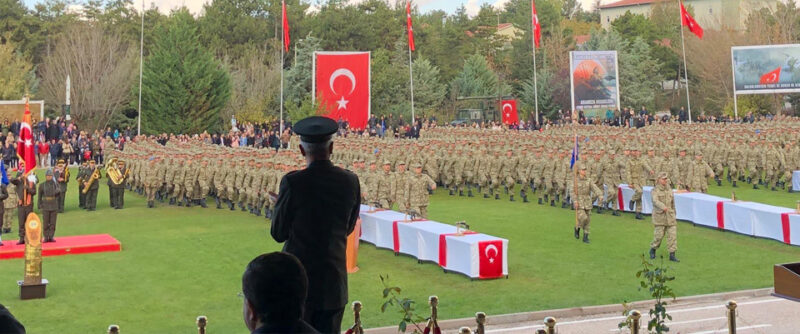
200 199 208 208
459 190 464 197
612 210 620 216
2 228 9 233
147 200 153 208
561 201 567 209
649 248 656 259
544 194 549 202
504 186 508 194
582 233 590 244
596 207 603 214
522 195 529 203
228 201 235 210
635 212 643 220
17 238 24 245
185 198 192 208
746 177 752 184
468 190 474 197
509 195 514 202
550 200 555 206
449 189 454 196
574 227 580 239
669 252 680 262
771 186 776 191
169 197 175 205
266 209 272 219
495 194 500 200
753 184 759 190
732 180 737 187
477 185 482 193
255 208 261 216
538 198 543 205
215 197 221 209
483 193 489 199
716 179 722 186
177 198 184 206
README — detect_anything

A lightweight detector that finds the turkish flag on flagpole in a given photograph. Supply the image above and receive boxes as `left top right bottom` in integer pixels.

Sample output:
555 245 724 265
531 0 541 48
282 0 290 52
760 67 781 84
406 1 415 51
17 97 36 176
500 99 519 125
680 1 703 39
315 52 371 130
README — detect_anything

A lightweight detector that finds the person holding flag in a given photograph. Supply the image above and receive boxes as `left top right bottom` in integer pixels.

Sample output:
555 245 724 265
13 96 37 245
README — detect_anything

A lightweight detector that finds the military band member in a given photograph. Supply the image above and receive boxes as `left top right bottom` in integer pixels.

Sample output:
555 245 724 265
55 159 68 213
108 160 128 209
77 160 88 208
38 168 61 242
84 160 100 211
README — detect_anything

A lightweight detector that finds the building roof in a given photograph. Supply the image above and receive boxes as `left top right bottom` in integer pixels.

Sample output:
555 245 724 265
599 0 662 9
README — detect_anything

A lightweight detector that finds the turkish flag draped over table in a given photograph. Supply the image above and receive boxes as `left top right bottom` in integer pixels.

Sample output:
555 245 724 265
500 99 519 125
315 52 371 130
760 67 781 85
282 0 290 52
17 98 36 175
531 0 541 48
478 240 503 279
680 1 703 39
406 1 415 51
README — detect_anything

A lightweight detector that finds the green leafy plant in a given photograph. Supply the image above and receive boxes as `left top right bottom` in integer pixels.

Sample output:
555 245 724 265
379 275 426 333
618 254 676 333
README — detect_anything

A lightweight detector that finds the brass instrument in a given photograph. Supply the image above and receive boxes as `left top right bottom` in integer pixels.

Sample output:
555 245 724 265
82 168 101 194
105 158 128 185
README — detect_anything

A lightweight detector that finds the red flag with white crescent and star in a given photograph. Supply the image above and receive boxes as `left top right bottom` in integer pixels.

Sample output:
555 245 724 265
759 66 781 85
315 52 371 130
531 0 541 48
680 1 703 39
500 99 519 125
406 1 415 51
478 240 503 279
17 97 36 175
282 0 290 52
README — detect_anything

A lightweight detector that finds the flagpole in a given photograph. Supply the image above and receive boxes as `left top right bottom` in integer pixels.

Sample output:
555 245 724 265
573 125 578 230
678 0 692 124
137 0 144 136
280 0 285 135
531 2 539 125
408 44 415 124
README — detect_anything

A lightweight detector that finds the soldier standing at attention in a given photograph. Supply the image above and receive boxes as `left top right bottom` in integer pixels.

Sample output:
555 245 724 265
12 169 36 244
38 168 61 243
573 164 602 244
393 161 409 213
649 172 680 262
4 176 17 234
144 157 160 208
626 148 651 220
405 162 436 218
376 160 394 209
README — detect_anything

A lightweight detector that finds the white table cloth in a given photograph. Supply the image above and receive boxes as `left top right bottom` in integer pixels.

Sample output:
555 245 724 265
793 171 800 192
358 205 509 279
617 184 653 214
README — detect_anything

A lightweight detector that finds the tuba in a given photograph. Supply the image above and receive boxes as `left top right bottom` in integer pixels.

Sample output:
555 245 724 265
82 168 101 194
105 158 127 185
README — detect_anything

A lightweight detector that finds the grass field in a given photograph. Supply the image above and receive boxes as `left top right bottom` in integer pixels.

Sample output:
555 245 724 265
0 170 799 333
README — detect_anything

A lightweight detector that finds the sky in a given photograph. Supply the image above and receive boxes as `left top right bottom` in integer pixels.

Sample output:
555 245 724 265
20 0 604 16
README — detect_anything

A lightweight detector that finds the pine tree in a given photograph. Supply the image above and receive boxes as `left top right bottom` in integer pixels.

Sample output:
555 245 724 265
450 54 499 98
140 9 231 134
412 57 446 116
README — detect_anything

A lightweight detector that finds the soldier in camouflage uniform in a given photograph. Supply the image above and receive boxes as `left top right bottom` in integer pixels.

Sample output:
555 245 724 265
405 162 436 218
193 158 211 208
649 172 680 262
500 148 518 201
393 161 409 213
687 151 714 193
573 164 602 244
626 148 651 220
376 160 394 209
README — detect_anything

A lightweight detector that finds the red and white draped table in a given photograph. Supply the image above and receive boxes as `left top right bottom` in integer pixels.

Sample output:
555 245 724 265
610 189 799 247
359 205 509 279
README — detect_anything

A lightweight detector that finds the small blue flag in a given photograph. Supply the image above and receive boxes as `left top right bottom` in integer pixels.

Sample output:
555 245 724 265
570 135 579 170
0 163 8 186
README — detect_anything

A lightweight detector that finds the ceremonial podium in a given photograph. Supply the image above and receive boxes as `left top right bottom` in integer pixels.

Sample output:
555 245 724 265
346 218 362 273
774 262 800 301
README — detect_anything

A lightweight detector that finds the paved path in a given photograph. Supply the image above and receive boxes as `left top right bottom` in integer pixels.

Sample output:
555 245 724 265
482 294 798 334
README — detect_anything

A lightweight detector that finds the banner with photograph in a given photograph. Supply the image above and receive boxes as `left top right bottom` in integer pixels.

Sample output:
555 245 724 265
569 51 620 112
732 44 800 95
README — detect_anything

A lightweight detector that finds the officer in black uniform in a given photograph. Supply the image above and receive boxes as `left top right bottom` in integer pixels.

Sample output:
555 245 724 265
270 116 361 334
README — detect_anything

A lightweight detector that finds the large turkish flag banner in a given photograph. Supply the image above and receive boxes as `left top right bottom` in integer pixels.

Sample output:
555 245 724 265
500 99 519 125
478 240 503 279
314 52 371 130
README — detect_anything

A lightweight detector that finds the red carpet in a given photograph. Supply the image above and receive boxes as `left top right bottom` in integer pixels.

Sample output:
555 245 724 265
0 234 121 260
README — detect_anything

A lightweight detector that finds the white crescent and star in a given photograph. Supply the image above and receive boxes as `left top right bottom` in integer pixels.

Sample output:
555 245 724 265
766 73 778 82
503 103 513 118
329 68 357 110
485 244 499 263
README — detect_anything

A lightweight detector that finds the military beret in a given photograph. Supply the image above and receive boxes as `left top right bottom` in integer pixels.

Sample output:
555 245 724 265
294 116 338 143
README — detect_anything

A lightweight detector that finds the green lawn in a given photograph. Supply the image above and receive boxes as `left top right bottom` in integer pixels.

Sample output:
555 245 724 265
0 171 798 333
